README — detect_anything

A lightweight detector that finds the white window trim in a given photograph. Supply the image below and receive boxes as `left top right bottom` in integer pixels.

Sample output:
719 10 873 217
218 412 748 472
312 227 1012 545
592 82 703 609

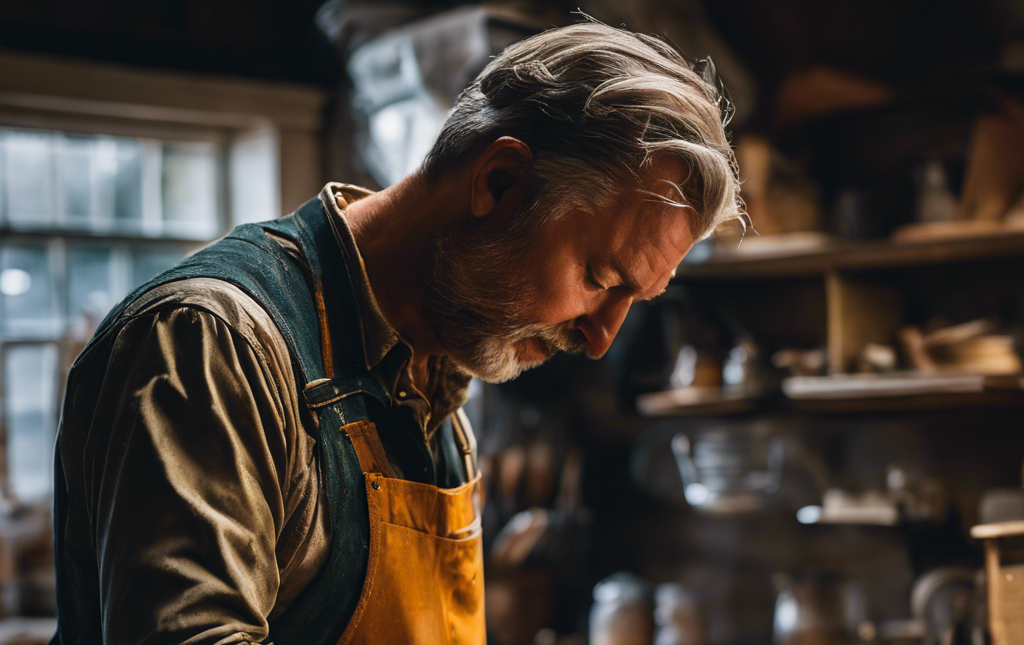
0 50 328 223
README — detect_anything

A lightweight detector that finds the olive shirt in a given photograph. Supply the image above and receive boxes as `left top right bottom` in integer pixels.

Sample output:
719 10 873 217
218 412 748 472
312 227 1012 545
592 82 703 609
54 184 471 644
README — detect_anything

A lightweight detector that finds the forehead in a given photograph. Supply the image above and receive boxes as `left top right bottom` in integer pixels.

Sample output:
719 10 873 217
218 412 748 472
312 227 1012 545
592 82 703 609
586 159 695 260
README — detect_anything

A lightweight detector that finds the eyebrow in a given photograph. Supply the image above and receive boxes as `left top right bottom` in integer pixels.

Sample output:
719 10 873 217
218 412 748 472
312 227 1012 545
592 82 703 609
609 259 676 302
611 257 643 293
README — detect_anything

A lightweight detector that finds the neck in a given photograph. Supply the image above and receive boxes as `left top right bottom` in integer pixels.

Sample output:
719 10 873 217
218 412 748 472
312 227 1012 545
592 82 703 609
343 172 466 375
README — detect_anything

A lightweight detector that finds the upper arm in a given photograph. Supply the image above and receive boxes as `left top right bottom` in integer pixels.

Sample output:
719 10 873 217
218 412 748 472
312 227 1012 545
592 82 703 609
89 306 294 645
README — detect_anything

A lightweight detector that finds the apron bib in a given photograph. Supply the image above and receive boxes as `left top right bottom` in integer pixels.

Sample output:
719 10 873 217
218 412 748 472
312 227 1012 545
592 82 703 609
336 418 485 645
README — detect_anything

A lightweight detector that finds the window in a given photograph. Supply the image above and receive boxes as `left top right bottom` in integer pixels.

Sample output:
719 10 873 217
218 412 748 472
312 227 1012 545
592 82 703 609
0 128 222 238
0 50 324 510
0 126 225 501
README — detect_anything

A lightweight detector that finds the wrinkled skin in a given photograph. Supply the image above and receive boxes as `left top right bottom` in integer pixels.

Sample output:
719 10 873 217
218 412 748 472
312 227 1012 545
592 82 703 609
420 158 697 383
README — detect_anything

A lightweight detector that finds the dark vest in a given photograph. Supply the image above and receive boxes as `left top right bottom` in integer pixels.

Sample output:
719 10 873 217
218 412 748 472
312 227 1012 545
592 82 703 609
52 196 466 645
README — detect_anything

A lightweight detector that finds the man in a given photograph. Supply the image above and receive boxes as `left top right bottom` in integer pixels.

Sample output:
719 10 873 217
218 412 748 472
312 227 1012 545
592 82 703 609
51 20 743 645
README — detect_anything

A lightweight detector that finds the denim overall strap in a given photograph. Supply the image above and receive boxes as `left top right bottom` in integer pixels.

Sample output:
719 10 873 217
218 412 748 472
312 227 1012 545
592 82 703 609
262 198 390 645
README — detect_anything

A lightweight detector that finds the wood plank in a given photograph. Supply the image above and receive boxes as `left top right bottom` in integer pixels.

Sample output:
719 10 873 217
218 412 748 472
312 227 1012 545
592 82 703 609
785 390 1024 414
826 272 903 374
677 227 1024 279
972 520 1024 539
635 386 760 417
637 379 1024 417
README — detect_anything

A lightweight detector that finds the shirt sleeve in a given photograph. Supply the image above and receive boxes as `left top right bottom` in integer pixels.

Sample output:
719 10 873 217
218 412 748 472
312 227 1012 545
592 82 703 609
88 305 300 645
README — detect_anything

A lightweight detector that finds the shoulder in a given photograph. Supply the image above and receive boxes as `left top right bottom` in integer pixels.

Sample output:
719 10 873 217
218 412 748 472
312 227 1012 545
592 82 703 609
119 276 293 374
65 275 303 440
65 276 315 507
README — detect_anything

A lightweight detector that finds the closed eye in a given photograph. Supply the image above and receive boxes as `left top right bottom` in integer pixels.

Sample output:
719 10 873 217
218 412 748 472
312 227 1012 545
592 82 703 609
585 265 607 290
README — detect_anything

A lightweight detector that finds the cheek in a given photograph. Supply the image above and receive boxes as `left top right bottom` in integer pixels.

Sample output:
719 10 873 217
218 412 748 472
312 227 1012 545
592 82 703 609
526 253 589 325
520 212 593 324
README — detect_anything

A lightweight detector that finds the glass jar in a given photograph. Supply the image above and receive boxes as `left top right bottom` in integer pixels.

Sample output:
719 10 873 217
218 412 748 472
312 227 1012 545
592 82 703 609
590 573 653 645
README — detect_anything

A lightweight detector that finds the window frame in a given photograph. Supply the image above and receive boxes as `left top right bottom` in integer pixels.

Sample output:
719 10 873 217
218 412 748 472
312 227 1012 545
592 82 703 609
0 126 231 240
0 51 326 501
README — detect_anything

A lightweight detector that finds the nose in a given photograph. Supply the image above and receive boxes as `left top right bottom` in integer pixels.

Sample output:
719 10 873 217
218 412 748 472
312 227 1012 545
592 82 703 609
575 292 633 359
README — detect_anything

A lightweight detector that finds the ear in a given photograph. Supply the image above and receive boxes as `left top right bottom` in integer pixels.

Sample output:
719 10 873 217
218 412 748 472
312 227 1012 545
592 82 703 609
469 136 534 219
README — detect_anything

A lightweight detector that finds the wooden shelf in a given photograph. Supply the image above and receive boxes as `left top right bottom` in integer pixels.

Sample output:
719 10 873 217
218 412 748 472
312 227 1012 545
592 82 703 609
636 386 762 417
677 227 1024 280
663 228 1024 417
785 389 1024 414
785 372 1024 412
971 520 1024 539
637 373 1024 417
782 372 1021 398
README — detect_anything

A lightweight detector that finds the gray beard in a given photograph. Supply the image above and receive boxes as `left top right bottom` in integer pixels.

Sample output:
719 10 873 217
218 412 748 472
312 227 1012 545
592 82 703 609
417 213 586 383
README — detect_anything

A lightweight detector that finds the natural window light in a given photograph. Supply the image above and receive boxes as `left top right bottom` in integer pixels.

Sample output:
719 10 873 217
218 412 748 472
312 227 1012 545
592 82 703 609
0 126 226 501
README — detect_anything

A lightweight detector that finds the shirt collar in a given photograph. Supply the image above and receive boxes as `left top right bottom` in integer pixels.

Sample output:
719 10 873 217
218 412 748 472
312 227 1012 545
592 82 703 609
317 183 473 440
318 182 404 371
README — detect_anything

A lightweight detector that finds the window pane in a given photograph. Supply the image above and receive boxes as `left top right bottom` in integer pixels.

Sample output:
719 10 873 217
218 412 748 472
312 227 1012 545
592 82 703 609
0 136 5 225
114 139 143 227
131 248 182 288
60 135 93 224
67 246 117 333
93 138 117 228
0 129 226 237
163 142 219 238
3 343 58 501
5 130 55 226
0 243 59 337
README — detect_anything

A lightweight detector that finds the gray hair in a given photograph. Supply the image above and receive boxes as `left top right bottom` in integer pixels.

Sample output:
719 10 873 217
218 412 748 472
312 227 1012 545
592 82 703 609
420 20 744 240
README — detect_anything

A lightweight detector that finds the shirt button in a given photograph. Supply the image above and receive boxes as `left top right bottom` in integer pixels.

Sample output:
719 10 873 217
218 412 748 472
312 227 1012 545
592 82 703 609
397 391 407 399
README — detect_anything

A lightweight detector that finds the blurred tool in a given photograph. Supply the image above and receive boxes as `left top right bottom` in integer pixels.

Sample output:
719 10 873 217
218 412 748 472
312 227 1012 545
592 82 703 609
722 336 770 391
857 343 898 374
485 442 589 645
887 464 949 524
669 345 722 390
854 568 978 644
490 509 549 570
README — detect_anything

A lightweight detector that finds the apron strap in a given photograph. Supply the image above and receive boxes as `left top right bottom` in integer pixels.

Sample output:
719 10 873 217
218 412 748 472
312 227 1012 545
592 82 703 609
341 421 398 479
451 409 479 480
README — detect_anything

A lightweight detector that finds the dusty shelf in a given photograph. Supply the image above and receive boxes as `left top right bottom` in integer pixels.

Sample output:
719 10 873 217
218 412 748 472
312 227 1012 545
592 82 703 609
635 386 763 417
637 373 1024 416
677 227 1024 280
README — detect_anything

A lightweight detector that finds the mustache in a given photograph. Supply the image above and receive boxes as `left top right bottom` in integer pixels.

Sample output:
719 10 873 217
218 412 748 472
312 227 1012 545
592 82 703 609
511 321 589 356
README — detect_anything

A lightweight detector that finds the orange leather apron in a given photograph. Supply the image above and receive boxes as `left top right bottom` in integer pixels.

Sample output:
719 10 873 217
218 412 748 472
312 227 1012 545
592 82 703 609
335 410 486 645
